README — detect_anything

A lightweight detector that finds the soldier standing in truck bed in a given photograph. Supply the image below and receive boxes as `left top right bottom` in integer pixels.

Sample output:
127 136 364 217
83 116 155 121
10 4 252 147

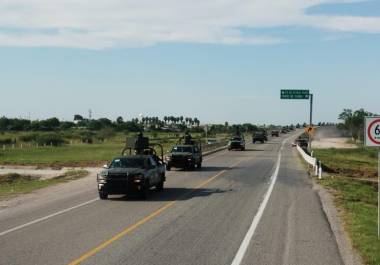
184 132 193 145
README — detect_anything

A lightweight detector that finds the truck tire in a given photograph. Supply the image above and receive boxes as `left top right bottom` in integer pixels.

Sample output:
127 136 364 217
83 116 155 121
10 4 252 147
197 162 202 169
99 191 108 200
156 180 164 191
140 182 149 200
166 165 171 171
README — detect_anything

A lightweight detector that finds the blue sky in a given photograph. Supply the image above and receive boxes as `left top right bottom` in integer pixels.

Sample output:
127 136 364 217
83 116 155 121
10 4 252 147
0 0 379 125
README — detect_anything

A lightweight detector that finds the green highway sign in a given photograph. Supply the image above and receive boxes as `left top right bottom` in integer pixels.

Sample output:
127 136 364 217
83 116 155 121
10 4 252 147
281 90 310 99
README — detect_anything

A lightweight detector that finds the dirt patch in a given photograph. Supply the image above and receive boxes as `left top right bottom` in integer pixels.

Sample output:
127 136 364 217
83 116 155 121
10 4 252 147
312 138 357 149
0 173 39 184
323 165 378 179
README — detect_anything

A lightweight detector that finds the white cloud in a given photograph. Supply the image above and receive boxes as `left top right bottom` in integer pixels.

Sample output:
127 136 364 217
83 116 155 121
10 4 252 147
0 0 379 48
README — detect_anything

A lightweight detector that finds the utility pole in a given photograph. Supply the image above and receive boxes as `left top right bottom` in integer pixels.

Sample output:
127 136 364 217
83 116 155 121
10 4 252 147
309 94 313 153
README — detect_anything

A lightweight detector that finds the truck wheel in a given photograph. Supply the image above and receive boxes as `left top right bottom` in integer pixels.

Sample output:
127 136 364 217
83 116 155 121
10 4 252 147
253 140 256 144
140 183 148 200
156 180 164 191
197 162 202 169
166 165 171 171
99 191 108 200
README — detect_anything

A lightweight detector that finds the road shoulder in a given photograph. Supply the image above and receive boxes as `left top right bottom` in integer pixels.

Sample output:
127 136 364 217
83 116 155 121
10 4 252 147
312 181 363 265
295 149 363 265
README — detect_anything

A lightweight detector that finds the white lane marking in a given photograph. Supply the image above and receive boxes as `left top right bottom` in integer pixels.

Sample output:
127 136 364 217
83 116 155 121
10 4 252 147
0 198 99 237
230 138 288 265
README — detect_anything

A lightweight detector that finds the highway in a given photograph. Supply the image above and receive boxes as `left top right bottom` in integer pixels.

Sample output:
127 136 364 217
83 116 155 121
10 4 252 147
0 131 343 265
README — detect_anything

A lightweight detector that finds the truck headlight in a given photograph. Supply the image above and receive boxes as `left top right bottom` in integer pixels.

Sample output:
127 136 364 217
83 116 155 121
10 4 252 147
97 171 108 180
133 174 144 183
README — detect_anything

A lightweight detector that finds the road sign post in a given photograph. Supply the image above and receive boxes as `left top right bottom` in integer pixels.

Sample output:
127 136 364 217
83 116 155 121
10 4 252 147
309 94 313 152
364 117 380 237
281 89 313 152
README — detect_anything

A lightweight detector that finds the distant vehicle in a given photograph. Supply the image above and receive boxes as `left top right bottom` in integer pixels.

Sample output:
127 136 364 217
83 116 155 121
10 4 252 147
228 136 245 151
207 139 218 145
281 128 289 133
165 145 202 170
271 130 280 137
97 134 166 200
165 133 203 171
295 138 309 149
253 131 267 143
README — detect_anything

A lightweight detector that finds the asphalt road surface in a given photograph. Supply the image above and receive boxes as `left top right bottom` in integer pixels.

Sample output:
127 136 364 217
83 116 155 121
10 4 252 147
0 131 343 265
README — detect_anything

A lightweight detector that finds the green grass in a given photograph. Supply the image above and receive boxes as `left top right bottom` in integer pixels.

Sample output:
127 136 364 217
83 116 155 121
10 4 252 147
314 148 378 178
0 131 228 167
0 170 89 199
0 142 178 167
319 178 380 265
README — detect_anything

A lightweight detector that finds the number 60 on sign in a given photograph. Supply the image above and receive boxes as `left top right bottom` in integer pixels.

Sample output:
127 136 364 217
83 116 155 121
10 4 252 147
365 117 380 147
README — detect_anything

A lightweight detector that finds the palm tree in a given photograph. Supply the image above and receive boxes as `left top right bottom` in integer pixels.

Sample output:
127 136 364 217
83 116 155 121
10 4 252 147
194 118 200 127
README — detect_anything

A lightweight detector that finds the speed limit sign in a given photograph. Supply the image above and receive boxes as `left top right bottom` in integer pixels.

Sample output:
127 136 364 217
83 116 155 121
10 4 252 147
365 117 380 147
365 117 380 237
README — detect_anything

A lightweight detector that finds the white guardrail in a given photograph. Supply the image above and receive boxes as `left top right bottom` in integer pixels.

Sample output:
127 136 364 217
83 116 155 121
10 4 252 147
296 145 323 179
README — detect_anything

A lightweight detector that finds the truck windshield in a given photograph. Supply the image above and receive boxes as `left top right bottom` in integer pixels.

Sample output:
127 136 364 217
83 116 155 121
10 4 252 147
109 157 146 169
172 146 193 153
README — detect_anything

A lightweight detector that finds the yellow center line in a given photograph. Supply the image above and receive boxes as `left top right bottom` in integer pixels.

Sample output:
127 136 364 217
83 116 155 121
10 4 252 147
68 159 243 265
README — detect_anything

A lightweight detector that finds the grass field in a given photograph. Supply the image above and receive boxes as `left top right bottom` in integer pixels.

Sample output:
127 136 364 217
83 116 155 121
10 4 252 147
313 147 380 264
0 170 89 199
0 132 229 167
314 148 378 178
319 178 380 265
0 141 180 167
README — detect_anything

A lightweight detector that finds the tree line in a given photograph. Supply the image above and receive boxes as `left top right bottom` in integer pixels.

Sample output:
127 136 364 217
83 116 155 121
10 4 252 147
338 108 378 142
0 115 202 132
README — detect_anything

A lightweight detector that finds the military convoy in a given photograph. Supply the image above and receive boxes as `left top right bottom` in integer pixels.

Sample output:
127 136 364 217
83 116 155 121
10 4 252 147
97 127 296 199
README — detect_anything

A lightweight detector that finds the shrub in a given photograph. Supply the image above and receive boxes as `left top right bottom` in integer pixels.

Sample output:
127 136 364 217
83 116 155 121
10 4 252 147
0 173 35 184
0 138 13 145
19 133 39 142
36 133 65 146
79 131 95 144
97 127 116 140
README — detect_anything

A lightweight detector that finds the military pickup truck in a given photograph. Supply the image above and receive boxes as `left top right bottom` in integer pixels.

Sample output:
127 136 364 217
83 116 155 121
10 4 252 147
252 131 267 143
165 144 202 171
271 130 280 137
97 155 166 199
97 134 166 199
228 136 245 151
